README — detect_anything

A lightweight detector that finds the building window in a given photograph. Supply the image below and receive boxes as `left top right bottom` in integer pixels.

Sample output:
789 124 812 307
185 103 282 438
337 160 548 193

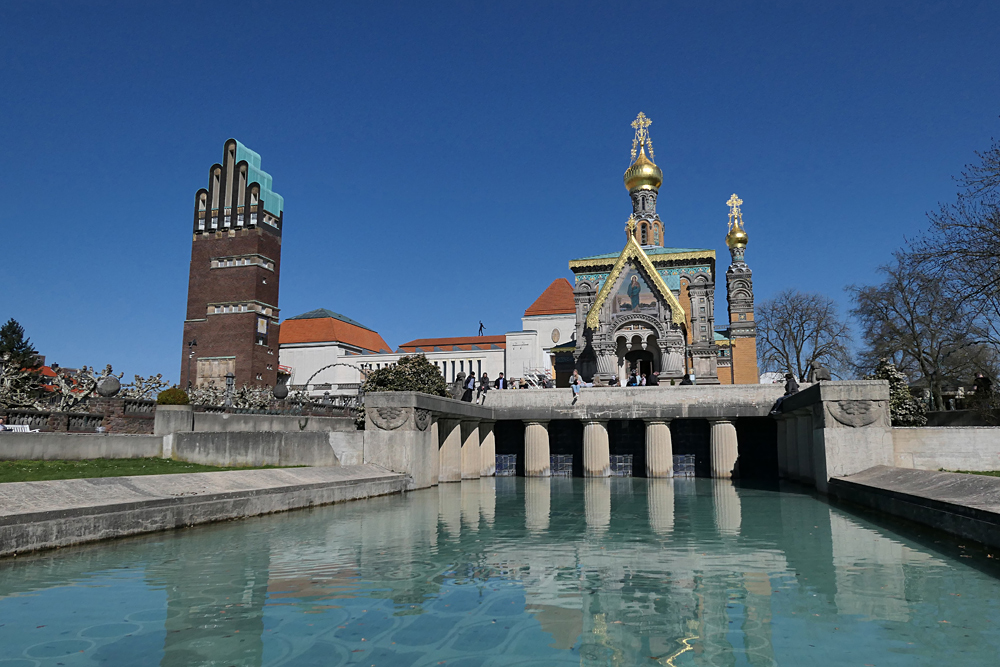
477 360 482 377
451 361 456 382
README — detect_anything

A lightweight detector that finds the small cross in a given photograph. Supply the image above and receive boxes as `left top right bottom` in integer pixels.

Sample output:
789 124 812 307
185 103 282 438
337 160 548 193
727 193 743 231
630 112 654 161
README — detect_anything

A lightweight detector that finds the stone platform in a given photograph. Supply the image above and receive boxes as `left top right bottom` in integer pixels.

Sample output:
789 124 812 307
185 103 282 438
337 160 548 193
0 465 406 558
830 466 1000 550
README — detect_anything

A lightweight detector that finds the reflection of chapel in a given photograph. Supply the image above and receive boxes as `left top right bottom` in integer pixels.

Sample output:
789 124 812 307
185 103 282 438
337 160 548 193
570 113 758 385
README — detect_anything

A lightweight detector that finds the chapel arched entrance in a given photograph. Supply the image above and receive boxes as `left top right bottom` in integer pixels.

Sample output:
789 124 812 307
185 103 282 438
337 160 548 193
614 322 661 385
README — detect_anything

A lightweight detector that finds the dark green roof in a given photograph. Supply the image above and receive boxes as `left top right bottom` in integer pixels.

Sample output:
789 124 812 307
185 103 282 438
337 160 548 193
286 308 374 332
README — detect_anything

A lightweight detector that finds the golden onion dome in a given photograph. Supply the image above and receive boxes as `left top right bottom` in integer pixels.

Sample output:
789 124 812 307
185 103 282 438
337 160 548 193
623 147 663 192
726 224 749 249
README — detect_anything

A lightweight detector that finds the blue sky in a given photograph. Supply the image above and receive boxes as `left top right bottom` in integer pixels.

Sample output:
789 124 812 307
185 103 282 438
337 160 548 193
2 1 998 381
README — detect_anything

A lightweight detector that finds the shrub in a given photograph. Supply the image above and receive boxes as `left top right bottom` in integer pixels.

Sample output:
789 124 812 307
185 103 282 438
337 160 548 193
362 354 448 396
865 358 926 426
156 387 190 405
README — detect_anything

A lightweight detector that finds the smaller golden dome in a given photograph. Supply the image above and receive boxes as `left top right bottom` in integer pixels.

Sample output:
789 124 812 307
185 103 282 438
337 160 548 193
624 147 663 192
726 224 749 249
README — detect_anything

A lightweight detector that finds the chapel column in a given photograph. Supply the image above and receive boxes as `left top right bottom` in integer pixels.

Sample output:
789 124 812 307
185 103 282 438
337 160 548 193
524 420 551 477
645 419 673 477
709 419 739 479
461 419 481 479
478 420 496 477
438 418 462 483
583 420 611 477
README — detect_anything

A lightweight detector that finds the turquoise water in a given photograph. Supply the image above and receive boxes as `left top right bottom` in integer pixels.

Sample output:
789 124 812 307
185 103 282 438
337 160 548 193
1 478 999 666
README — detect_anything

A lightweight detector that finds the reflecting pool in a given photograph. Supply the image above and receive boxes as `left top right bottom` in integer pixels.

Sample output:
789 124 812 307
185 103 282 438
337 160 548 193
1 478 1000 666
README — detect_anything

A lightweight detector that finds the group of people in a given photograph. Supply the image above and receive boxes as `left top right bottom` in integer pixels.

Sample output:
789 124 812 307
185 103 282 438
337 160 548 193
457 371 529 404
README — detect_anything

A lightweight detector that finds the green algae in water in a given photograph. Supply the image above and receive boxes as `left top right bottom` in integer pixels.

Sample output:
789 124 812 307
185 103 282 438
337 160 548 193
1 478 999 665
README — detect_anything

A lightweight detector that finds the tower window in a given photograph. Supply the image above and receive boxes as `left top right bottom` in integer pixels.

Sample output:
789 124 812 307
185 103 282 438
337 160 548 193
640 224 648 244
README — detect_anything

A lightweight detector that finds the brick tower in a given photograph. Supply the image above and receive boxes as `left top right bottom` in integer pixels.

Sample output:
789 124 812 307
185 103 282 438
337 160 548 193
723 193 759 384
180 139 284 389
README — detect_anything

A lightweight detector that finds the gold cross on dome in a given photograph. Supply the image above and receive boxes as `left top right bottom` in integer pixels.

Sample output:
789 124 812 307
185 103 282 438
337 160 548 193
630 112 654 161
727 193 743 231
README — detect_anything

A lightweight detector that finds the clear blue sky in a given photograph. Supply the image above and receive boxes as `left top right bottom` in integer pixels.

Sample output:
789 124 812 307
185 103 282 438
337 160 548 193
2 1 998 381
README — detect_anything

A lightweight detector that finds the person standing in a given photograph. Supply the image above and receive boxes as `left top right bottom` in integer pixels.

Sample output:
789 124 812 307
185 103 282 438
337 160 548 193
462 372 476 402
478 373 490 404
648 371 660 386
640 373 647 386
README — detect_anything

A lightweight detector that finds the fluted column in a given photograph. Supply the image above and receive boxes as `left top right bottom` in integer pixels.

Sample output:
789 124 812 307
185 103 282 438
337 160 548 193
709 419 739 479
645 420 673 477
524 477 551 532
479 420 496 477
524 421 551 477
438 418 462 483
647 478 675 536
461 420 481 479
583 420 611 477
584 477 611 534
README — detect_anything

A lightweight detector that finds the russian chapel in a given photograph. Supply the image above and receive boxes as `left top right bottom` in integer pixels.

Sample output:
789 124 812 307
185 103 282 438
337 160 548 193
571 113 759 385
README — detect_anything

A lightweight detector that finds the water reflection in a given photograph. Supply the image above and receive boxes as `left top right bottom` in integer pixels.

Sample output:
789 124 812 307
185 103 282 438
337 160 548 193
0 479 998 667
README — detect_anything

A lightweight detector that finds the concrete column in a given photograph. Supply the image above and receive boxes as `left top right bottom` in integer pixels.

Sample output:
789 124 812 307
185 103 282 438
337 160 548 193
438 418 462 483
647 478 675 536
795 411 813 483
524 477 551 532
461 420 481 479
584 477 611 534
709 419 739 479
645 420 673 478
774 416 788 478
713 480 742 535
479 420 496 477
583 420 611 477
524 421 551 477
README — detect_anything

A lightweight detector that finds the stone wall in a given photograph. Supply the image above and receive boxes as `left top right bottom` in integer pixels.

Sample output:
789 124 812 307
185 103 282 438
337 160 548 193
1 398 156 435
171 431 361 468
191 411 355 433
893 427 1000 472
0 433 163 460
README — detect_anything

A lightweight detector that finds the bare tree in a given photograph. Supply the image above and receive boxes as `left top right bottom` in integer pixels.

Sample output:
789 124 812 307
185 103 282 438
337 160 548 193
848 251 997 410
756 289 853 380
913 136 1000 342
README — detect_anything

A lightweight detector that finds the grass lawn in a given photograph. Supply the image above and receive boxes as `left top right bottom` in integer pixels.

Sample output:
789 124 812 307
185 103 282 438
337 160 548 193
0 458 297 483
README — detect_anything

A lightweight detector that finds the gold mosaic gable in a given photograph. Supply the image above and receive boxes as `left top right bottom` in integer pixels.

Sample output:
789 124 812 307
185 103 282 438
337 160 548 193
585 235 686 329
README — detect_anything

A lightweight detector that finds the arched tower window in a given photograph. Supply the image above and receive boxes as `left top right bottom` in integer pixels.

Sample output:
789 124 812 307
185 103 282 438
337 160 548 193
640 223 648 245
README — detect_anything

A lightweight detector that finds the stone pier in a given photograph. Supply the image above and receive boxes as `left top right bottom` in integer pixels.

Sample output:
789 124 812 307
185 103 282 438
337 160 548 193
583 420 611 477
709 419 738 478
438 418 462 483
461 420 481 480
479 420 496 477
524 420 551 477
645 420 673 477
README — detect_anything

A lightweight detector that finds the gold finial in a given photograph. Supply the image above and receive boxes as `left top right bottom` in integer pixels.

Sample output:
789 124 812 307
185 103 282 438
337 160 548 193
626 214 637 239
631 112 654 161
726 193 743 232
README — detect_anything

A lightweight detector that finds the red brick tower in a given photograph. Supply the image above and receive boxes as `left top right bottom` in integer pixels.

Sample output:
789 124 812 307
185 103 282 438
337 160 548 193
180 139 283 389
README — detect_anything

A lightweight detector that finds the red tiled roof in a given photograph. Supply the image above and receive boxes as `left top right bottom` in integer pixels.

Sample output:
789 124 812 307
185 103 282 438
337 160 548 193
398 335 507 352
524 278 575 317
279 317 392 353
